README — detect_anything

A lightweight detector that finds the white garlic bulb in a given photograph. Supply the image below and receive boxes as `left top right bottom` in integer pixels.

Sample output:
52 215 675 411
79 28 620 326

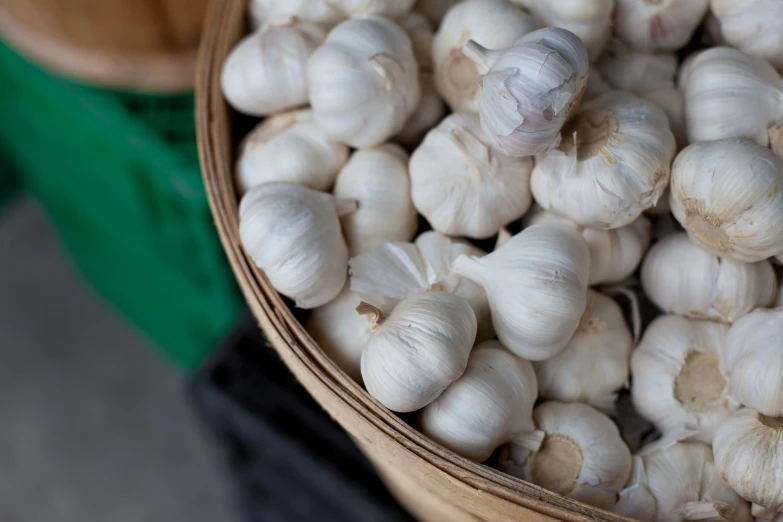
641 233 777 323
349 233 495 341
332 144 418 256
614 0 710 52
308 17 420 148
249 0 343 26
724 309 783 417
510 0 615 60
670 139 783 263
330 0 416 18
711 0 783 69
452 223 590 361
464 27 589 157
238 183 353 309
236 110 349 194
398 11 434 71
394 73 447 148
409 112 533 239
221 19 325 117
612 456 657 522
714 408 783 520
525 207 652 286
597 39 678 96
419 340 542 462
684 47 783 146
631 315 739 443
498 401 632 510
416 0 458 26
305 284 392 382
531 91 676 229
359 291 477 412
432 0 538 113
641 440 752 522
535 290 632 410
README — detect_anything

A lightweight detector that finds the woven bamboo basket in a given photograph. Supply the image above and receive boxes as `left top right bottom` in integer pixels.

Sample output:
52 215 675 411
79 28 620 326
196 2 634 520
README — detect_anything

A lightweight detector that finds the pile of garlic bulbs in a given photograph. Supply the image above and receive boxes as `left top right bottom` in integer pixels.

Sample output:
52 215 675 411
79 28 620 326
227 0 783 519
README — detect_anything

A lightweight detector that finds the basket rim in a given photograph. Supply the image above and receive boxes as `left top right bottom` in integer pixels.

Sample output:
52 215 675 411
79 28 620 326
195 2 633 521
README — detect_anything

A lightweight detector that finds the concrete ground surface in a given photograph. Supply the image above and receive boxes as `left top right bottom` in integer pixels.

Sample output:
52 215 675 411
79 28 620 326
0 197 236 522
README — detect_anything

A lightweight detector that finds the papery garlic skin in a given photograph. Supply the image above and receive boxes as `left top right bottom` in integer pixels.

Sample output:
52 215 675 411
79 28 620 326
642 441 752 522
535 290 632 408
333 144 417 256
631 315 739 443
711 0 783 69
684 47 783 146
452 223 590 361
466 27 589 157
614 0 710 52
612 456 657 522
420 341 539 462
409 112 533 239
669 139 783 263
498 402 632 510
724 309 783 417
360 291 477 412
416 0 458 26
713 408 783 520
432 0 538 113
331 0 416 18
249 0 343 25
308 17 420 148
398 11 434 71
239 183 349 309
531 91 675 229
236 110 349 193
394 73 446 148
221 20 325 117
642 233 777 324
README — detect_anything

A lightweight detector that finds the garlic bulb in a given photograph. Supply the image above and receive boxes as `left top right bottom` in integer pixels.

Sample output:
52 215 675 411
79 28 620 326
419 340 542 462
713 408 783 520
684 47 783 146
394 73 447 148
236 110 349 194
464 27 589 157
330 0 416 18
238 183 353 309
525 207 652 286
641 440 752 522
531 91 676 229
305 284 391 382
432 0 538 113
308 17 420 148
614 0 710 52
724 309 783 417
249 0 343 25
398 11 434 71
711 0 783 69
221 19 325 117
409 112 533 239
498 401 632 510
669 139 783 263
631 315 739 443
452 223 590 361
416 0 458 26
332 144 418 256
535 290 633 409
511 0 615 60
641 232 777 323
612 456 657 522
359 291 477 412
349 233 495 341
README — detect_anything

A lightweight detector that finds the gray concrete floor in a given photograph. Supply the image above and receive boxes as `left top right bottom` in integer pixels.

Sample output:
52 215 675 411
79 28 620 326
0 198 237 522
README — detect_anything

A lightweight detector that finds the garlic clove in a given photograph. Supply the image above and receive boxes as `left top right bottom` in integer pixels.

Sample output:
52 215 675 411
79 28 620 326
359 291 477 412
452 222 590 361
221 19 325 117
249 0 344 26
329 0 416 18
631 315 739 443
308 16 420 148
498 401 633 510
669 139 783 263
432 0 538 113
236 110 349 194
239 182 351 309
711 0 783 70
333 143 418 257
614 0 710 52
531 91 676 230
409 112 533 239
641 232 777 323
394 73 447 149
466 27 589 157
419 340 539 462
397 11 435 72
